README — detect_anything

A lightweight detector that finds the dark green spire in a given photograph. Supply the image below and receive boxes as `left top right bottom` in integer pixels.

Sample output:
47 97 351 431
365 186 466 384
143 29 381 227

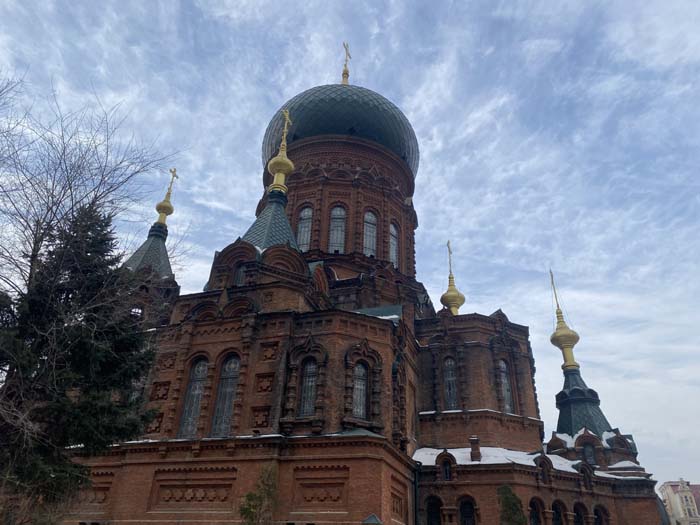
123 222 174 279
555 368 612 437
241 191 299 251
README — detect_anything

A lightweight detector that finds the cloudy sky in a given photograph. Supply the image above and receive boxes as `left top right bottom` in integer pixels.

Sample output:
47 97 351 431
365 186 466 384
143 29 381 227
2 0 698 485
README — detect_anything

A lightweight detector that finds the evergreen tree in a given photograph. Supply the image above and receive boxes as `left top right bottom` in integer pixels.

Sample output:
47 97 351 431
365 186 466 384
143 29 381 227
239 464 278 525
497 485 528 525
0 205 154 518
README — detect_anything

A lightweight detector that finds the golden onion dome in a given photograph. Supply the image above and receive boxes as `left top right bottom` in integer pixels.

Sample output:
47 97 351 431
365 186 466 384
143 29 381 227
440 273 465 315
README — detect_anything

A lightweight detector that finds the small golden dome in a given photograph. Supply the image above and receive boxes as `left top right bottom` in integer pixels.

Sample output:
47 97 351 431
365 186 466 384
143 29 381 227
156 198 174 217
267 151 294 177
440 273 465 316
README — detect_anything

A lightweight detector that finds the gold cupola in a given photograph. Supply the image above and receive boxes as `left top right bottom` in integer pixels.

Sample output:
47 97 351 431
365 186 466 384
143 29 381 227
440 241 466 315
266 109 294 194
549 270 580 370
156 168 178 224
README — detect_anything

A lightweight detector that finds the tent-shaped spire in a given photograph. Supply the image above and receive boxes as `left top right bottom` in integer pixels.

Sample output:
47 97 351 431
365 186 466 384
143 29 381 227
242 109 299 251
124 169 177 279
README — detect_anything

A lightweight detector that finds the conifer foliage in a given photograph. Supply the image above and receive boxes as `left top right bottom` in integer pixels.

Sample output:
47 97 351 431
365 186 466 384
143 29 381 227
0 205 154 517
497 485 528 525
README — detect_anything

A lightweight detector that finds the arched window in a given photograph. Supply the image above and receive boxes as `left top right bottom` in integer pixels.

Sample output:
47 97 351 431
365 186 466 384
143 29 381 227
210 354 240 437
552 502 566 525
529 499 544 525
459 500 476 525
329 206 346 254
178 358 208 438
298 358 318 417
389 222 399 268
594 507 609 525
573 504 587 525
297 206 313 251
234 265 246 286
363 211 377 257
352 362 369 419
583 443 596 465
443 357 458 410
498 359 515 413
427 497 443 525
442 460 452 481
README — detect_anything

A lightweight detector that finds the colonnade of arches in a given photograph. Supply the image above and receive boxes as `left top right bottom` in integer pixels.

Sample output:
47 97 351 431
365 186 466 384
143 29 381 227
424 495 610 525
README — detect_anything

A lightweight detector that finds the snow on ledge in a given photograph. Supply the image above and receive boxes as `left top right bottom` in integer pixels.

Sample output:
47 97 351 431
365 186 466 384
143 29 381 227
413 446 580 473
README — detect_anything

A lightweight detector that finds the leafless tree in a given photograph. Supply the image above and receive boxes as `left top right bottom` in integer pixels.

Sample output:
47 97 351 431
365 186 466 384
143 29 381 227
0 77 168 524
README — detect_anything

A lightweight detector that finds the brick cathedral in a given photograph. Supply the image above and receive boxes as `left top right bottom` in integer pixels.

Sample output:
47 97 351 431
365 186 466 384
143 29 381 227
70 60 666 525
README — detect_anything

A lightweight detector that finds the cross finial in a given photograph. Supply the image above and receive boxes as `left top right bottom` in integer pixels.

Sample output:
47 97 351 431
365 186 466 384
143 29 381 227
168 168 178 194
447 240 453 274
549 268 561 310
342 42 351 85
281 109 292 146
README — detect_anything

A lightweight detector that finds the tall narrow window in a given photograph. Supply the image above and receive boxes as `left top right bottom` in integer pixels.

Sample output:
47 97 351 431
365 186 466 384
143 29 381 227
460 500 476 525
328 206 346 253
178 358 208 438
298 358 317 417
234 265 246 286
529 500 543 525
443 357 458 410
297 206 313 252
210 355 240 437
442 460 452 481
363 211 377 257
427 497 442 525
583 443 596 465
573 506 586 525
552 503 565 525
498 359 514 413
352 362 368 419
389 223 399 268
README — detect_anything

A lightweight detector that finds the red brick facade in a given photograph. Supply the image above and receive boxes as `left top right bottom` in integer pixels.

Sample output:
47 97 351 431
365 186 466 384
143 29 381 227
68 114 662 525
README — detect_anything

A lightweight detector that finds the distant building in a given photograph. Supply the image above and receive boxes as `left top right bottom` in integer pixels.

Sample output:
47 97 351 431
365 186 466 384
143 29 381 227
68 57 665 524
660 479 700 524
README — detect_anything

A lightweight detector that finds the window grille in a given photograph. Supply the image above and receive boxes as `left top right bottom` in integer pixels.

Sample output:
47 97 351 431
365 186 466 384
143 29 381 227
329 206 346 253
498 359 515 413
352 362 368 419
178 358 208 438
210 355 240 437
389 223 399 267
443 357 458 410
363 211 377 257
299 359 318 417
297 207 313 251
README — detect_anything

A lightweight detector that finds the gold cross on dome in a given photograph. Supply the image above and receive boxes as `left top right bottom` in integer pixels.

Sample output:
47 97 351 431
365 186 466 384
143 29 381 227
343 41 352 66
168 168 178 192
447 240 453 274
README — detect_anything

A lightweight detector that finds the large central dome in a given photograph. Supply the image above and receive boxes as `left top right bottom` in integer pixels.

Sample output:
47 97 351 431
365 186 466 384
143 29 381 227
262 84 419 177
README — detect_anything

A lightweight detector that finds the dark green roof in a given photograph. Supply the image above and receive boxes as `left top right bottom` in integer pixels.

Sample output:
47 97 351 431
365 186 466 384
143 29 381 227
555 369 612 437
123 222 174 279
241 191 299 251
263 84 419 176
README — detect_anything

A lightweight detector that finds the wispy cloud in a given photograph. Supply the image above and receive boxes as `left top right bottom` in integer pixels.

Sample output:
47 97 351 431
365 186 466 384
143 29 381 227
2 0 698 484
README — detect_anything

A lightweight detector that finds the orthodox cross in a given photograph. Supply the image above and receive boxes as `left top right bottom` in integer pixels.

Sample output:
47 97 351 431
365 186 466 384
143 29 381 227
447 240 453 274
549 269 561 310
168 168 178 193
343 41 352 67
281 109 292 144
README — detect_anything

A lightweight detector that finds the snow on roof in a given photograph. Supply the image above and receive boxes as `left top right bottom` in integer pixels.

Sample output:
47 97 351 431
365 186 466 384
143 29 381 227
413 446 580 473
594 470 649 480
554 428 597 449
608 460 640 469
